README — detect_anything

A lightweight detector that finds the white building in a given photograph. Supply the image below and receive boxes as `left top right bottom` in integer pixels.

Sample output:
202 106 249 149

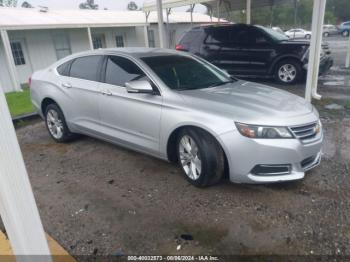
0 7 220 93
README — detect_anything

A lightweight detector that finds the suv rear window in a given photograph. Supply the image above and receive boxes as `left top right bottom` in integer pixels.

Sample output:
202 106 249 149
56 61 71 76
180 30 202 45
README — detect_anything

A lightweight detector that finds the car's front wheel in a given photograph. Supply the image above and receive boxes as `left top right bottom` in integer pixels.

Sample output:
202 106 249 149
45 103 76 142
323 32 329 37
342 30 349 37
274 59 301 85
177 128 224 187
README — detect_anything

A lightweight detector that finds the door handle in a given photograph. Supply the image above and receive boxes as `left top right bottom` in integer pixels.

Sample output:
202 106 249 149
101 90 112 96
62 83 72 88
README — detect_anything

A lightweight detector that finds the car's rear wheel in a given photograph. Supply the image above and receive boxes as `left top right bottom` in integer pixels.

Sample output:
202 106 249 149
177 128 224 187
274 59 301 85
45 103 76 142
342 30 349 37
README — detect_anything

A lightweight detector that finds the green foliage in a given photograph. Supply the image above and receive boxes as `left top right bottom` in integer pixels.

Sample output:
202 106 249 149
222 0 348 29
5 88 34 117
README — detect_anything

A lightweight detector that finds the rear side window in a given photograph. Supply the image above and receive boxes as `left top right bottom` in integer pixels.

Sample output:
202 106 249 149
105 56 146 87
205 28 230 44
70 55 103 81
180 30 202 45
56 61 71 76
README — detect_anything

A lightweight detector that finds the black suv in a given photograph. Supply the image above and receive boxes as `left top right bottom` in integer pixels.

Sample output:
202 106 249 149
176 24 333 84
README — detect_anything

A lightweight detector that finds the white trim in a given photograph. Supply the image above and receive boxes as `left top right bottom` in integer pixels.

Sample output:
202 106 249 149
0 87 51 259
305 0 326 101
87 27 93 50
0 30 21 92
156 0 166 48
246 0 251 24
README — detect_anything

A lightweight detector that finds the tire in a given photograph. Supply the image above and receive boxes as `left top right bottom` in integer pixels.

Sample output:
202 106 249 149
305 34 311 39
45 103 77 142
342 30 349 37
323 32 329 37
274 59 302 85
176 128 224 187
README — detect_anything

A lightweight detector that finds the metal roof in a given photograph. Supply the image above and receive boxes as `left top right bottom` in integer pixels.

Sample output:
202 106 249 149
0 7 221 30
143 0 294 12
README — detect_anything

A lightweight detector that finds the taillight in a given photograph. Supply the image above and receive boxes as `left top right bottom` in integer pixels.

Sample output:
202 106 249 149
28 76 32 88
175 44 184 50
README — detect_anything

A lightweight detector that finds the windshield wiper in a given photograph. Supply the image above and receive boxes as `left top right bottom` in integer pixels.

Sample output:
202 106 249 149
208 80 234 88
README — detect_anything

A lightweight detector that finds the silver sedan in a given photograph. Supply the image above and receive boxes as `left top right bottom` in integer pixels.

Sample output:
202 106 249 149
30 48 323 187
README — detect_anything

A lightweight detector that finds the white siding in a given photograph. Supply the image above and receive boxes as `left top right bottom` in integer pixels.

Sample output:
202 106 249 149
0 40 12 93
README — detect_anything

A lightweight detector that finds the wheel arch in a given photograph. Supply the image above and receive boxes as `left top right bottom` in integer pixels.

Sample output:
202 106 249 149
268 55 303 75
41 97 59 115
166 124 230 177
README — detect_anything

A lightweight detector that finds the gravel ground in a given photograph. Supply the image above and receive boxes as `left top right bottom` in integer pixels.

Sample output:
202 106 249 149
12 97 350 259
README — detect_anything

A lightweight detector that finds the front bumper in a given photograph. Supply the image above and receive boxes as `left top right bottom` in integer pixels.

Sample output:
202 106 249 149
303 55 333 75
218 129 323 184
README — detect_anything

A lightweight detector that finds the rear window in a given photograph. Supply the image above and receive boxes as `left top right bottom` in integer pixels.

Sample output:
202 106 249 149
56 61 71 76
180 30 202 45
70 55 103 82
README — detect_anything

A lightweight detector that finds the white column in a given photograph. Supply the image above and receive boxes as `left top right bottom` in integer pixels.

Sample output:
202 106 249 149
190 4 195 27
246 0 251 24
346 34 350 68
87 27 93 50
305 0 326 102
156 0 166 48
217 0 221 23
0 88 51 260
144 12 150 48
0 30 21 92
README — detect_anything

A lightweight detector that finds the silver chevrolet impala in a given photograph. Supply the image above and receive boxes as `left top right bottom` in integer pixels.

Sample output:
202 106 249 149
30 48 323 187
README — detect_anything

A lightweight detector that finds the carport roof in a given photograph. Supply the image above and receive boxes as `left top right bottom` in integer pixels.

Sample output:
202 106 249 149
0 7 221 30
143 0 294 12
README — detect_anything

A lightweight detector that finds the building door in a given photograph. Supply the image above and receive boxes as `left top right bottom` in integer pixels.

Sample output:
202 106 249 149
10 38 32 85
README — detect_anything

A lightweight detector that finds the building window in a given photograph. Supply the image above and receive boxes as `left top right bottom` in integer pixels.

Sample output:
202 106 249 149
53 33 72 60
115 35 124 47
92 35 105 49
148 30 155 48
10 42 26 66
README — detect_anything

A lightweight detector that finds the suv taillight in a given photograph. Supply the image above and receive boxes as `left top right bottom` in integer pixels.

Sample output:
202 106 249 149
175 44 184 50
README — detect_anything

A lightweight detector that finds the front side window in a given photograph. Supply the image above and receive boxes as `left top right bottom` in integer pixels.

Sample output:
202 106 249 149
10 41 25 65
70 55 103 81
53 33 72 60
115 35 124 47
141 55 233 91
105 56 146 87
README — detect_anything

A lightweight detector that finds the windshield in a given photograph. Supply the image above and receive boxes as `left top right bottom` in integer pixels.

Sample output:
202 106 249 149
257 26 289 41
140 55 234 90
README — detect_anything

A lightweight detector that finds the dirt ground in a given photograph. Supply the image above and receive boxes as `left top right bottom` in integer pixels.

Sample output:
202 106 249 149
6 36 350 260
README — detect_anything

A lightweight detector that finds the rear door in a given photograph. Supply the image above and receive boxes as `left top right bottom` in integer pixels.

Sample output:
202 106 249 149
59 55 104 132
201 26 251 74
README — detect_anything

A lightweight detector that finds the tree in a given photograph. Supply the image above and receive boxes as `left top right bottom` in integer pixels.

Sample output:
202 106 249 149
21 1 33 8
127 1 138 11
0 0 18 7
79 0 98 10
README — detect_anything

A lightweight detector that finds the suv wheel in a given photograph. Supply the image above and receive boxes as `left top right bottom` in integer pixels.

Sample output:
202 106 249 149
45 103 76 142
342 30 349 37
274 59 301 85
177 128 224 187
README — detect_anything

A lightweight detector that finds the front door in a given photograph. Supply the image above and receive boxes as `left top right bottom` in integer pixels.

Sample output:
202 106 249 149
98 55 162 155
10 38 32 84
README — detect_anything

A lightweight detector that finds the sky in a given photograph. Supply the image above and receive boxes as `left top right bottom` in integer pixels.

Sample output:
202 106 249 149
17 0 207 12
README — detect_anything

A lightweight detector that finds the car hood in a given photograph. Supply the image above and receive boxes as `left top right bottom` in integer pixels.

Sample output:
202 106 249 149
178 80 315 126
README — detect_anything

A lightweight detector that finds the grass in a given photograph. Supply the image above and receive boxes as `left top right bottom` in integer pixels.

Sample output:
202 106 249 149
5 88 35 117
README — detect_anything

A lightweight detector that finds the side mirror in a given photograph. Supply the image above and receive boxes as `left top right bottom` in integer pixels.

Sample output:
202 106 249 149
125 80 154 94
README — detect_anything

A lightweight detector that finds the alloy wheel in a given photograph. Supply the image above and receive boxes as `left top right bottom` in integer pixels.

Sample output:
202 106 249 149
179 135 202 180
278 64 297 83
46 109 64 139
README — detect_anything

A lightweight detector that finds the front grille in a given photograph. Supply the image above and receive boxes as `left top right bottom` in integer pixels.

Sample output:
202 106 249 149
289 122 318 142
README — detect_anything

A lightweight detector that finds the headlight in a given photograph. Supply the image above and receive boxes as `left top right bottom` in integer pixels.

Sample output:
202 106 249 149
235 122 293 139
